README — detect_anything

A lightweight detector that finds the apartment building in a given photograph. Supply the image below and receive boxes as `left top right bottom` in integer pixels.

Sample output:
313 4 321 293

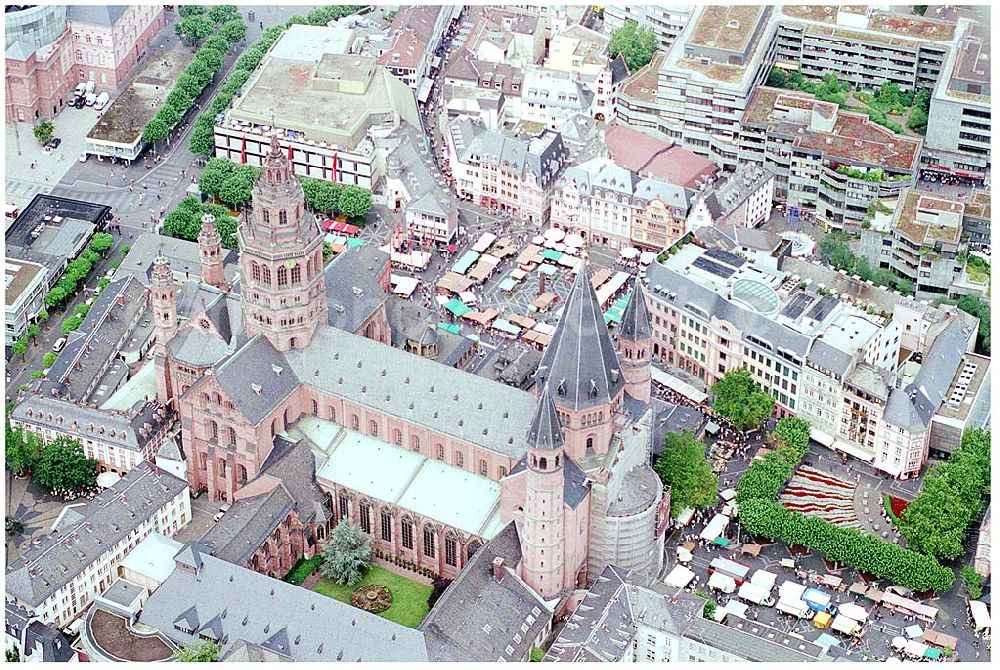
377 5 457 89
549 157 693 251
922 20 991 184
447 117 568 224
616 6 777 171
739 87 921 230
4 463 190 628
66 5 166 90
5 258 47 347
686 164 775 231
602 5 695 54
772 6 955 92
858 190 988 301
214 27 421 191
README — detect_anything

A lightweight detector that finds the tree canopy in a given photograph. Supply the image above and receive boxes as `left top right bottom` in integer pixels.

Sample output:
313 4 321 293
163 197 239 249
199 158 261 208
33 119 54 145
32 436 98 493
321 519 373 586
608 20 656 72
175 14 215 45
5 424 42 476
710 367 774 431
336 185 373 220
171 640 220 662
653 430 718 516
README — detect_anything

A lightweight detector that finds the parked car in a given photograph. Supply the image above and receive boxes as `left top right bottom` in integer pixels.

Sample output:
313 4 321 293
52 337 67 352
45 138 61 150
74 82 87 97
85 92 97 106
94 92 110 111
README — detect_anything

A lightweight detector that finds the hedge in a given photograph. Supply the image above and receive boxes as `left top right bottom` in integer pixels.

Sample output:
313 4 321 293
283 555 323 585
736 417 954 593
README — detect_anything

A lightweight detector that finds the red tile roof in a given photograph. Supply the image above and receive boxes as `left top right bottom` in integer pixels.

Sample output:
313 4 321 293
605 125 717 189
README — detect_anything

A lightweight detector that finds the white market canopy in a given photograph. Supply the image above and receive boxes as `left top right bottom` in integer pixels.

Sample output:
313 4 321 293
666 564 696 588
544 227 565 242
970 600 991 630
390 274 420 297
531 235 545 245
700 513 731 541
620 246 640 260
838 602 869 623
639 251 658 265
564 233 584 248
96 471 122 488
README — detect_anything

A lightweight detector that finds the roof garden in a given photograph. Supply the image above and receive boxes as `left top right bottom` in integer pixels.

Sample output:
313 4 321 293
619 53 662 102
676 57 745 84
892 191 963 245
86 609 175 662
689 5 766 54
868 11 956 41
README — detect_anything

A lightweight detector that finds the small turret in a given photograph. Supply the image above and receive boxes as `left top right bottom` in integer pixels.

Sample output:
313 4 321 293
619 278 652 403
198 212 227 291
151 255 177 405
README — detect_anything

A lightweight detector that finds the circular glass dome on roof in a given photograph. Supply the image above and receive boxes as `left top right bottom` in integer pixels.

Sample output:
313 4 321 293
731 278 780 318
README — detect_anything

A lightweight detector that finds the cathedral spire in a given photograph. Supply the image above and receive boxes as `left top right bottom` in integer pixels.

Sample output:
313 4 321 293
619 277 651 342
526 385 565 451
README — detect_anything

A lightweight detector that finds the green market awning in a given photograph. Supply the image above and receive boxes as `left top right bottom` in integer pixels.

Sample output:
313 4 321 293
541 249 563 261
444 298 471 317
437 322 461 334
923 648 942 660
498 278 518 292
452 250 480 274
346 238 365 248
713 537 730 547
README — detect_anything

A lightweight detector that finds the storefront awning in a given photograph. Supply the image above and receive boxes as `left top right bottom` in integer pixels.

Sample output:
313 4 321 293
810 427 836 448
831 439 875 463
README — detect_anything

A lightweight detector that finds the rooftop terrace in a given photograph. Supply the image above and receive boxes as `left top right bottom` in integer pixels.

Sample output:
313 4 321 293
689 5 766 54
619 53 661 102
893 191 963 246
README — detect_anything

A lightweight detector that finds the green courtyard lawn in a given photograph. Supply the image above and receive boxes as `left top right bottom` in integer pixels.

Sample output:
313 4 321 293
311 566 432 628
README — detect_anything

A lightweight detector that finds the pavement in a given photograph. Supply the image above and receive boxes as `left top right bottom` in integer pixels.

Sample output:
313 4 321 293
5 471 92 565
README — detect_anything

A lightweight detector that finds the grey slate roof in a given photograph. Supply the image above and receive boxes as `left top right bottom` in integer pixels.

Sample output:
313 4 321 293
806 337 854 377
5 601 75 662
167 327 231 367
525 386 564 451
544 565 634 662
420 522 551 661
282 325 537 459
324 244 390 334
684 615 829 662
454 117 566 187
116 232 239 288
883 317 972 431
5 462 187 609
619 278 651 341
609 53 630 85
221 639 293 662
139 550 428 662
66 5 129 25
212 336 299 425
536 269 625 410
508 453 591 510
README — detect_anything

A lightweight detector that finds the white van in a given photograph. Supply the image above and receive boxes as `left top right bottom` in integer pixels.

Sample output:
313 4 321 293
777 598 814 620
85 80 96 95
74 83 87 97
85 92 97 107
52 337 67 352
94 92 110 111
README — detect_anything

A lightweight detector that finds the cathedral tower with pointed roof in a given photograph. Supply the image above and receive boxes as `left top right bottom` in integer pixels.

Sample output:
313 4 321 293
618 278 652 403
521 386 569 598
152 255 177 406
535 269 624 461
239 135 328 351
198 212 227 291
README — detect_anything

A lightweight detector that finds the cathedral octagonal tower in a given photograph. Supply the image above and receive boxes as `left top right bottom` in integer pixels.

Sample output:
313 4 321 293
240 135 328 351
535 269 624 461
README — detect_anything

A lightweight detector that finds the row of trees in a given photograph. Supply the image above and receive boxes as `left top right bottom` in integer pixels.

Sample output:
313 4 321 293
189 23 287 156
198 158 262 209
43 232 114 310
301 178 373 221
287 6 362 28
817 231 914 296
5 425 98 494
896 428 991 560
653 431 718 517
735 417 954 592
608 20 657 72
710 367 775 431
163 197 239 249
143 10 247 144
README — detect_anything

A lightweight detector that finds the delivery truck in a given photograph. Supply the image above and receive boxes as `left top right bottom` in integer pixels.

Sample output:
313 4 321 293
738 582 775 607
802 588 838 615
777 598 814 620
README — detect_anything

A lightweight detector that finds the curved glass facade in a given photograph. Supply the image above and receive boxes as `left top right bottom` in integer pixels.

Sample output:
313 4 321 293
4 5 67 52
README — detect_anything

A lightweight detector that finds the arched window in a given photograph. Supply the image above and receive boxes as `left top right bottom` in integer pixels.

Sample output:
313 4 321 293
351 414 359 430
499 466 507 478
291 265 301 284
436 444 444 459
445 535 458 567
539 457 548 470
262 265 271 284
306 258 313 279
411 435 420 452
380 508 392 542
251 262 261 282
328 406 336 421
369 420 378 437
227 427 237 447
401 518 414 550
284 407 293 426
237 464 248 484
278 210 288 226
455 452 464 468
338 493 350 521
208 420 218 441
263 209 270 224
277 266 288 286
271 419 279 438
423 526 436 558
311 399 318 415
393 429 402 446
586 436 595 452
359 501 372 534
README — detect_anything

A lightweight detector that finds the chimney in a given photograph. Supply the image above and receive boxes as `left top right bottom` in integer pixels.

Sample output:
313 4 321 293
492 556 505 582
117 294 126 307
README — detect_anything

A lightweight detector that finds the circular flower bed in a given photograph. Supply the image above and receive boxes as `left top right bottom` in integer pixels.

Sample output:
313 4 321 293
351 585 392 613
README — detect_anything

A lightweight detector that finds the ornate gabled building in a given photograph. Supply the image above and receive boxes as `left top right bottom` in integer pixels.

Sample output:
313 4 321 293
152 138 665 622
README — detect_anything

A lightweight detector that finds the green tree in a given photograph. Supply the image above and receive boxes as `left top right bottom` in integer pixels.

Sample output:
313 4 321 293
529 647 545 662
199 158 235 197
88 232 115 253
871 267 896 288
194 46 224 73
97 277 111 291
61 315 84 334
913 6 928 16
186 59 214 88
694 591 716 619
321 518 373 586
166 88 195 113
337 185 373 219
854 256 873 282
11 337 28 361
766 67 788 88
208 4 241 24
33 437 98 493
178 5 206 18
43 286 67 309
142 117 170 144
301 178 343 213
37 309 48 324
33 119 55 145
190 115 216 156
287 15 308 26
711 367 775 431
42 351 57 369
907 107 928 134
156 104 182 129
174 73 204 100
894 277 914 296
608 20 657 72
175 14 215 46
961 566 984 599
218 173 254 208
202 35 230 54
171 640 221 662
653 431 719 516
220 18 247 44
5 424 42 476
26 323 41 343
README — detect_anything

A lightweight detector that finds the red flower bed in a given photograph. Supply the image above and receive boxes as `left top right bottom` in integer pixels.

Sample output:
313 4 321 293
888 495 909 519
798 467 855 490
783 487 851 501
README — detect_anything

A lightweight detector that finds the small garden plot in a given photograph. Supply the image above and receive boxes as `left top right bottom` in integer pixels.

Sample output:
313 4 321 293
779 465 859 528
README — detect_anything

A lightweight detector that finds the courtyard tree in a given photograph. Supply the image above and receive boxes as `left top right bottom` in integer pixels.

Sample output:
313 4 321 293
33 119 54 145
5 424 42 476
961 566 984 599
321 519 373 586
33 436 98 493
88 232 114 254
653 430 718 516
11 337 28 361
171 640 220 662
711 367 775 431
766 67 788 88
208 4 241 25
608 20 656 72
337 185 373 220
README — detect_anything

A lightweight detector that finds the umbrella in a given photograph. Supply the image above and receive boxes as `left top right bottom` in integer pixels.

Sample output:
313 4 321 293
544 227 565 241
891 637 906 650
639 250 658 265
905 625 923 639
554 242 566 252
564 233 584 247
620 247 640 260
532 235 544 245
